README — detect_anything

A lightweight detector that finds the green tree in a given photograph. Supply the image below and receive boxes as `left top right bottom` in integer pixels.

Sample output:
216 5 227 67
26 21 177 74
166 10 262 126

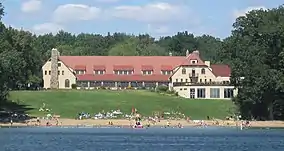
108 37 138 56
141 43 167 56
158 31 197 56
223 6 284 120
196 35 222 62
0 2 4 20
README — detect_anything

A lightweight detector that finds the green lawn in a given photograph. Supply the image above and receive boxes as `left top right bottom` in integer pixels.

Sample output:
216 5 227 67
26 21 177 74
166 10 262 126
8 90 236 119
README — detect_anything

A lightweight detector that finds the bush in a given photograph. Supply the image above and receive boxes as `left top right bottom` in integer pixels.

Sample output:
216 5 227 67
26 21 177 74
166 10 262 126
99 86 106 89
126 86 134 90
71 84 77 89
166 90 175 94
156 85 168 92
175 92 179 96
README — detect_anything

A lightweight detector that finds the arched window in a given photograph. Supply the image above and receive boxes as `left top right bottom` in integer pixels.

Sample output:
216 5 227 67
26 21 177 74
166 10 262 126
65 79 70 88
201 68 205 74
182 68 186 74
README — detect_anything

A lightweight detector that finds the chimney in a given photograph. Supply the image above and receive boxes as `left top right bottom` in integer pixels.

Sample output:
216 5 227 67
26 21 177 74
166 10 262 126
169 52 172 56
192 50 199 56
186 49 189 56
50 48 59 89
205 61 210 67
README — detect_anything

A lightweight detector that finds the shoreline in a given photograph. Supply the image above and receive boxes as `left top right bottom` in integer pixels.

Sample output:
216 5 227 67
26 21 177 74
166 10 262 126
1 119 284 128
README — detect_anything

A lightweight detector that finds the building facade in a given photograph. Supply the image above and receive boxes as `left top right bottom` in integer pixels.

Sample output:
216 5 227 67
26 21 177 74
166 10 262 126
42 48 237 99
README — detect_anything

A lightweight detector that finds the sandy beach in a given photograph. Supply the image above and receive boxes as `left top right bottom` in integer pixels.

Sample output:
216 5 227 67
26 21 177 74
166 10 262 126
1 119 284 128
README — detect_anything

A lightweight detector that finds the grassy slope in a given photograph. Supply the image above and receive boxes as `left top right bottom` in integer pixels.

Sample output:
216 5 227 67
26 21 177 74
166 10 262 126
8 90 236 119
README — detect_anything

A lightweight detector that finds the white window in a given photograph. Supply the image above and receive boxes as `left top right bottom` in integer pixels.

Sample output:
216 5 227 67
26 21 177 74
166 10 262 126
197 88 206 98
94 70 105 74
161 70 172 75
75 70 85 74
224 88 234 98
114 70 133 75
142 70 153 75
210 88 220 98
191 60 197 64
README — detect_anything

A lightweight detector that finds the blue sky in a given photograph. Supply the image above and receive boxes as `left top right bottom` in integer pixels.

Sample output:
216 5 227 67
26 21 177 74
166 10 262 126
1 0 283 39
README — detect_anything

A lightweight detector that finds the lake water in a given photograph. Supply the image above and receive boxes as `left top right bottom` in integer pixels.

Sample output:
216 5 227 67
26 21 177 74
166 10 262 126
0 126 284 151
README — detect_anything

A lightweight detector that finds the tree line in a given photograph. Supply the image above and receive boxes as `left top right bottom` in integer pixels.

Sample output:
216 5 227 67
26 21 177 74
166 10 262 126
1 3 284 120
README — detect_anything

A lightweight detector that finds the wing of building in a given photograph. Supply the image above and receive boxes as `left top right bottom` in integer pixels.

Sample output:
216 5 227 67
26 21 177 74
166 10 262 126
42 49 237 99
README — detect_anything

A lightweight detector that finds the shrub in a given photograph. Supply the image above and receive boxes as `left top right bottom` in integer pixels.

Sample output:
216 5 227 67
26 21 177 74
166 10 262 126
99 86 106 89
126 87 134 90
166 90 175 94
71 84 77 89
156 85 168 92
175 92 179 96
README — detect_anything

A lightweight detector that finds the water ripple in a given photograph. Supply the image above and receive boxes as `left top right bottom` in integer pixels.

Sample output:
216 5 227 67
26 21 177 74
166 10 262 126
0 127 284 151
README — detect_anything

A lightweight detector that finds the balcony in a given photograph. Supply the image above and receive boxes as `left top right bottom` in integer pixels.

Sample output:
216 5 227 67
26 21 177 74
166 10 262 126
173 82 191 87
189 73 199 83
173 81 231 87
189 73 199 77
191 81 231 86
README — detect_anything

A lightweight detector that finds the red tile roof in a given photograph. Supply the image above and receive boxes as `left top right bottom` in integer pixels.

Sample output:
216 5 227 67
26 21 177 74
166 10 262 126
161 65 173 71
59 56 183 74
141 65 153 71
211 64 231 77
59 51 231 82
113 65 134 70
180 51 206 66
93 65 106 70
76 74 169 82
74 65 86 70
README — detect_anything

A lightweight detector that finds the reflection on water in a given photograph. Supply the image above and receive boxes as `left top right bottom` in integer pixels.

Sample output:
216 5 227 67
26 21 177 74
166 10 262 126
0 127 284 151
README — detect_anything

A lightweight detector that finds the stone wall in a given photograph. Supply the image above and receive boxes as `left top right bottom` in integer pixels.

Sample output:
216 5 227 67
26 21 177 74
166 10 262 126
50 48 59 89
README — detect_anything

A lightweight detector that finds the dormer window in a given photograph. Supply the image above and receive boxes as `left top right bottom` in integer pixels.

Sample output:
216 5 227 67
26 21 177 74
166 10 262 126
161 70 172 75
191 60 197 64
75 70 86 74
142 70 153 75
74 65 86 75
114 70 133 75
93 65 106 75
141 65 153 75
161 65 172 75
94 70 105 74
113 65 134 75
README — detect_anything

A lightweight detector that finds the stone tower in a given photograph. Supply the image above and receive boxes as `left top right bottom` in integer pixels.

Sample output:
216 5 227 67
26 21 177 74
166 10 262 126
50 48 59 89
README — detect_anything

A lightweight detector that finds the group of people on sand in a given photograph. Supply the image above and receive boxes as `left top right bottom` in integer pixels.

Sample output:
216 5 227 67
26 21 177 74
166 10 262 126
25 117 61 127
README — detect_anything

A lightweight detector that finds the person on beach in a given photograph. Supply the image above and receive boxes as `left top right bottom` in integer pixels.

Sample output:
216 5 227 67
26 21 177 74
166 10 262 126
36 117 40 126
55 118 59 126
46 121 52 126
10 118 13 126
177 123 183 128
166 121 170 127
187 117 190 122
